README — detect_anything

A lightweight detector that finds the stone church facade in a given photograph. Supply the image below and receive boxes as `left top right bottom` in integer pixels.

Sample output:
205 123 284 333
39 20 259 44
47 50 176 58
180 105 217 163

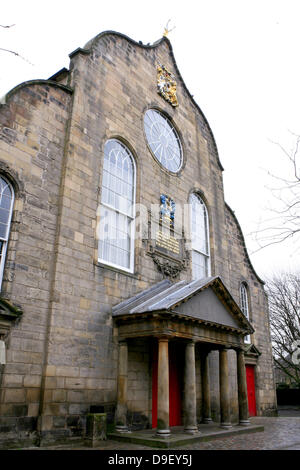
0 31 277 447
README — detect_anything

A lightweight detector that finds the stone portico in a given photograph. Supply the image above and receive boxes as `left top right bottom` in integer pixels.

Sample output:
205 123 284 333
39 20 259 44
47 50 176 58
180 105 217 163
112 276 253 435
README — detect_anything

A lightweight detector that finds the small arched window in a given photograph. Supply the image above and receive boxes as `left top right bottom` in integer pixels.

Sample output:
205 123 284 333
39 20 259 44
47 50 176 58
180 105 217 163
189 193 210 280
240 282 251 343
98 139 136 272
0 176 14 290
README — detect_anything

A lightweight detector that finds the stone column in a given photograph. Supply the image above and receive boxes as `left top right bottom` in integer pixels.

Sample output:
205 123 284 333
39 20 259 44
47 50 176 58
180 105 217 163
219 348 232 428
115 340 129 432
156 337 170 436
184 341 198 434
236 348 250 425
201 350 212 424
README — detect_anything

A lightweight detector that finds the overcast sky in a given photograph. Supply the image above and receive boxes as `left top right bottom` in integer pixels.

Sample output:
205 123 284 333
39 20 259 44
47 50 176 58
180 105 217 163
1 0 299 279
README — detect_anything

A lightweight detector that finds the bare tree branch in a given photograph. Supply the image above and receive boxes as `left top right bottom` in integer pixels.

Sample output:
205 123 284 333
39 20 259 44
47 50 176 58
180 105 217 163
0 23 34 65
267 272 300 387
0 47 34 65
250 133 300 253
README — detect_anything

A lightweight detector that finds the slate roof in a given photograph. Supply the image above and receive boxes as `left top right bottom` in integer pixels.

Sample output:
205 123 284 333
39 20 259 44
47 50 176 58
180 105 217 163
112 277 215 316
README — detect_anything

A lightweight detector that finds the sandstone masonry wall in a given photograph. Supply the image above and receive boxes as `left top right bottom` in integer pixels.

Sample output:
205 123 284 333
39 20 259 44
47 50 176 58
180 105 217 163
0 32 277 446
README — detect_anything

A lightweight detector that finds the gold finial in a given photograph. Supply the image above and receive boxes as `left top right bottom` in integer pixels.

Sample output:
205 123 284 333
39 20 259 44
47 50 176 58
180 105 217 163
163 19 176 37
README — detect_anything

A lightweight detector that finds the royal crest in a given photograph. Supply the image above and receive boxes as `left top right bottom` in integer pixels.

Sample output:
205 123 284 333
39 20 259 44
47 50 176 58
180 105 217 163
160 194 175 229
157 64 178 107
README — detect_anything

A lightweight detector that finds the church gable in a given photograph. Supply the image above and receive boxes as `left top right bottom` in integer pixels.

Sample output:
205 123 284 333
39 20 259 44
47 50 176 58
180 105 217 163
67 30 223 172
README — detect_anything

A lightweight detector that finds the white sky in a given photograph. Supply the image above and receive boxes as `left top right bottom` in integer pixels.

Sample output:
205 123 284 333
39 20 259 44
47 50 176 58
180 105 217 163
1 0 299 279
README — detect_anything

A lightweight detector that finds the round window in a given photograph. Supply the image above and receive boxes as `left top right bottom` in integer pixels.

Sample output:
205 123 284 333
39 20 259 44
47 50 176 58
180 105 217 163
144 109 182 173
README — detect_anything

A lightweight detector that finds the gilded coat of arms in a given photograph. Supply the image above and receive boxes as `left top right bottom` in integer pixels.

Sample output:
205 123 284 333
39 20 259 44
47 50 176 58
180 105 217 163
160 194 175 229
157 64 178 107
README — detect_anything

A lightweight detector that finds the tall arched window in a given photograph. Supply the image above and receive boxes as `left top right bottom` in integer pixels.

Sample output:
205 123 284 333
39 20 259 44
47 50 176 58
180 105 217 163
0 176 14 290
240 282 251 343
189 193 210 280
98 139 136 272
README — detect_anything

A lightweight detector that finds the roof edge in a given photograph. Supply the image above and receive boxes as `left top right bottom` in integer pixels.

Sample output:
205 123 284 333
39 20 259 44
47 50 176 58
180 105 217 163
68 30 224 171
48 67 69 82
167 275 254 334
0 80 73 106
225 202 265 285
112 279 171 314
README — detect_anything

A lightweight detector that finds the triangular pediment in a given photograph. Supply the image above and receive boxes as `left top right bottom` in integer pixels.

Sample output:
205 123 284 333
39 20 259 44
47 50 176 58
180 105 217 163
174 286 243 330
244 343 261 357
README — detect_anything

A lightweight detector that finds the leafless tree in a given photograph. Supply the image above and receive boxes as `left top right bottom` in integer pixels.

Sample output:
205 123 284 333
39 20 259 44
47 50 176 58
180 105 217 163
0 23 32 64
251 132 300 252
267 272 300 387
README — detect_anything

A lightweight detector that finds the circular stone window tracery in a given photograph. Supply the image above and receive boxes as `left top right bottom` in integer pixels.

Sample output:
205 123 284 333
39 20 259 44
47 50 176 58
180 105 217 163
144 109 183 173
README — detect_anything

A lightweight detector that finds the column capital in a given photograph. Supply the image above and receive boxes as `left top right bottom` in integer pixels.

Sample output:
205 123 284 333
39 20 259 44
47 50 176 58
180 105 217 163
185 339 196 346
200 347 211 358
237 348 247 356
233 345 246 353
156 335 170 343
220 345 232 351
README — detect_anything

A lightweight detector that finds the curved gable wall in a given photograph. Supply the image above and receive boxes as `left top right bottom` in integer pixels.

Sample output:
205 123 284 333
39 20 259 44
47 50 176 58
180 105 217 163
69 31 223 168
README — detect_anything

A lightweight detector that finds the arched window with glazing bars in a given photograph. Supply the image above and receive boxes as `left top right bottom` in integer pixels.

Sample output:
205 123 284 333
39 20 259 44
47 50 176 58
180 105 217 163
98 139 136 272
240 282 251 343
0 176 14 290
189 193 210 280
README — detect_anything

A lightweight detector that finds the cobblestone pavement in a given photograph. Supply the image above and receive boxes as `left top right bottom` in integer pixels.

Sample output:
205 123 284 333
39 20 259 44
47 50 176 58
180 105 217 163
180 418 300 450
277 406 300 418
23 417 300 451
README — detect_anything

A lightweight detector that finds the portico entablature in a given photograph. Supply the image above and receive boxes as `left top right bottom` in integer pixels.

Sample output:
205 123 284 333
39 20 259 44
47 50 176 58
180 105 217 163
115 312 245 349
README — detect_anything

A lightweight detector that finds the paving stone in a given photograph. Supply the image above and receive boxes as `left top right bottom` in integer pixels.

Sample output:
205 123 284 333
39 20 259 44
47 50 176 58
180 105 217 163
20 417 300 451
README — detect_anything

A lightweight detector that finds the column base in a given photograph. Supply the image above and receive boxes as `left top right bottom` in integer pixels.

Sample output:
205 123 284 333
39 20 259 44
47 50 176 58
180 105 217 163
115 425 131 433
84 438 107 447
220 422 232 429
184 425 199 434
239 419 251 426
202 417 213 424
156 429 171 438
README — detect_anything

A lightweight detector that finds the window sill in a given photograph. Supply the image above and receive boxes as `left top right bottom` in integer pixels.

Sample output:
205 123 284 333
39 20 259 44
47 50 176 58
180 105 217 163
94 261 140 279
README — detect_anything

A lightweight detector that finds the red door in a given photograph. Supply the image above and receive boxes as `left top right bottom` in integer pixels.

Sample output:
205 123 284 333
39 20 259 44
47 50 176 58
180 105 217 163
152 341 182 428
246 365 257 416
